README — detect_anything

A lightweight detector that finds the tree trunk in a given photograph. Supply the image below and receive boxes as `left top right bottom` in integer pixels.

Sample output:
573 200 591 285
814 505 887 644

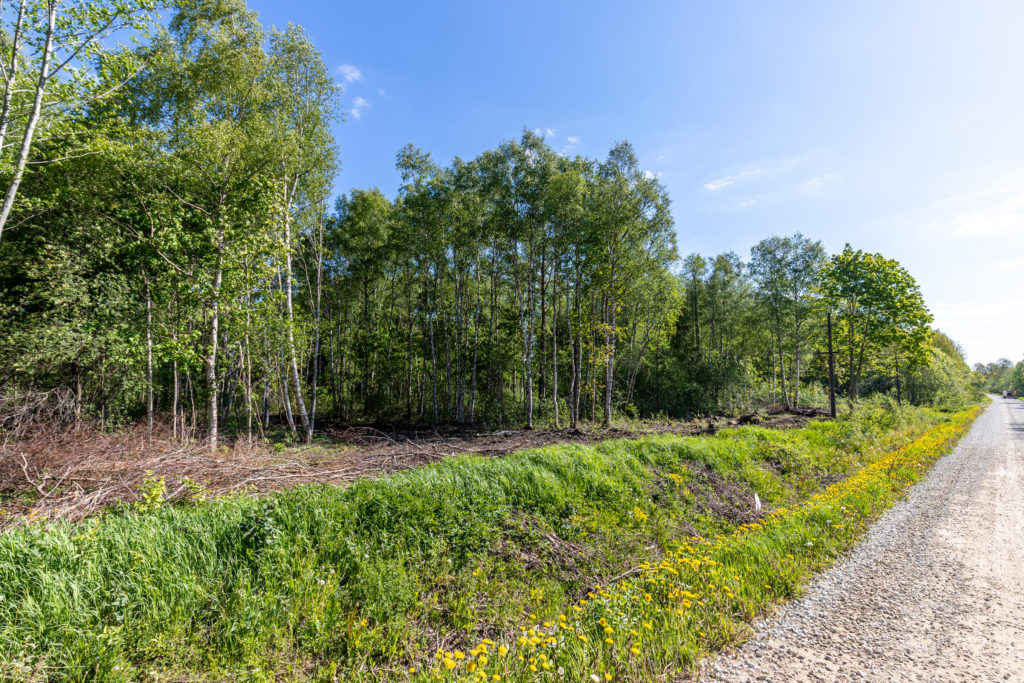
0 0 27 156
172 358 180 439
282 180 311 441
848 315 857 401
206 243 223 452
827 310 837 418
0 0 53 243
428 274 439 427
309 206 325 439
145 274 154 443
551 261 559 429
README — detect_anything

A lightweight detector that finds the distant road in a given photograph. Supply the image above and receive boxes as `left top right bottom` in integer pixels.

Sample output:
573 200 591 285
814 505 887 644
704 396 1024 682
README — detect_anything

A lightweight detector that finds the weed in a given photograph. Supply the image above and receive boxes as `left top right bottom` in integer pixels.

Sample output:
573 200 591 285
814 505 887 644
0 403 979 681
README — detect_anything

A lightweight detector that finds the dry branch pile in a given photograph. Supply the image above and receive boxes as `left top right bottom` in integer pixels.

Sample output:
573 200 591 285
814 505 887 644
0 391 819 529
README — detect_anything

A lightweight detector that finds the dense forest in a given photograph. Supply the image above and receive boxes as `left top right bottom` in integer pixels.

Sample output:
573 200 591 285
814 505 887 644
0 0 978 449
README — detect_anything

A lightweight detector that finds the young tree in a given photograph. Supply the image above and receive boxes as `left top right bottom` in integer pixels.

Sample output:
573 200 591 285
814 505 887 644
0 0 159 243
819 245 932 402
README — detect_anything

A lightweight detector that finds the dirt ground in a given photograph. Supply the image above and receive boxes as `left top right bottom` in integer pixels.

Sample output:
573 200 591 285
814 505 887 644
0 409 823 529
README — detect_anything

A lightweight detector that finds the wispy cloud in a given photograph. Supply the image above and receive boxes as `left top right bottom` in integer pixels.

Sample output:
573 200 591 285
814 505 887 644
336 64 363 83
796 174 838 195
533 127 557 138
349 96 371 121
567 136 580 145
930 176 1024 238
703 167 762 192
377 88 386 97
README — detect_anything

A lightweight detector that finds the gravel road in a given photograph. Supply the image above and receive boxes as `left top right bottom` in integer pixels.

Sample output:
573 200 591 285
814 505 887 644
703 397 1024 682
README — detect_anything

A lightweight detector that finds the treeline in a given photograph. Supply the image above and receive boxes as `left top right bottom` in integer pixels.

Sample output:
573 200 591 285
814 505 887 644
0 0 976 447
974 358 1024 395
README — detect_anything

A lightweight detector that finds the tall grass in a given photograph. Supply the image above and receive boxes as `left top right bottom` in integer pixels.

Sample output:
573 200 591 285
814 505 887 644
0 402 977 681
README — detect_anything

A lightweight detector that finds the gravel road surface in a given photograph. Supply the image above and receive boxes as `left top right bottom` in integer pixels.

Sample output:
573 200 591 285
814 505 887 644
703 397 1024 682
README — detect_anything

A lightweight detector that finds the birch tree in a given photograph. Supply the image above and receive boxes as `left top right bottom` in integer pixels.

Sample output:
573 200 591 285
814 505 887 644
0 0 158 243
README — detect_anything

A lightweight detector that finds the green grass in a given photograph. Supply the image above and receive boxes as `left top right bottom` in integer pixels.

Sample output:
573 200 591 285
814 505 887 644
0 401 979 682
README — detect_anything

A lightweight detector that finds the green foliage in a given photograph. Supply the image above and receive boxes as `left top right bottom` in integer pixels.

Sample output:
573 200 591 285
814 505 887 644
0 404 962 680
820 245 933 402
0 0 975 447
134 471 167 512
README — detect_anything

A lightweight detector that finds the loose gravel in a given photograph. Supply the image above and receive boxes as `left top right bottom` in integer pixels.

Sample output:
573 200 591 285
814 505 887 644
702 397 1024 683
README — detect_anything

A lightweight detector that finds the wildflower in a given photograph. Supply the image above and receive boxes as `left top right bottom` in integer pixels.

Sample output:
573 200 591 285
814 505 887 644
498 645 508 656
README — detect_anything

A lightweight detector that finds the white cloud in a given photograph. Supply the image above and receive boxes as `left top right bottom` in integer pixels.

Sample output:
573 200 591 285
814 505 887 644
642 170 664 181
929 177 1024 238
737 199 758 208
546 128 556 138
336 64 363 83
796 174 838 195
349 96 371 121
990 257 1024 272
567 136 580 145
377 88 386 97
703 167 762 192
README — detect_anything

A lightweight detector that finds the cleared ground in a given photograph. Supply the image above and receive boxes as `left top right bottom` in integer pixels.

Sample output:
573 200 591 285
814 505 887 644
703 396 1024 682
0 410 819 527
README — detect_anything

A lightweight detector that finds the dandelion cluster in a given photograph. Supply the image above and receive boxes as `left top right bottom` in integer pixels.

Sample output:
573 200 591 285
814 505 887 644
411 406 981 682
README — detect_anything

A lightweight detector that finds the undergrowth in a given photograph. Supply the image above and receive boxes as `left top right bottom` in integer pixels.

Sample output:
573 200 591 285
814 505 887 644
0 400 981 682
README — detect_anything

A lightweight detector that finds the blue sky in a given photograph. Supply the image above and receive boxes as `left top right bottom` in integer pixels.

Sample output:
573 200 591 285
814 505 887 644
248 0 1024 365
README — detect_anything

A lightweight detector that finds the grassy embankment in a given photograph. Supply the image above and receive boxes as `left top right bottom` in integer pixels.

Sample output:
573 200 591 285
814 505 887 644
0 401 982 682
